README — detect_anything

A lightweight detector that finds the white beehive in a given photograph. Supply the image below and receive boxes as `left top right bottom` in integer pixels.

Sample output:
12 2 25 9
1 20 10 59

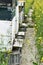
16 0 25 25
0 0 17 52
0 20 12 51
19 11 24 24
18 0 25 6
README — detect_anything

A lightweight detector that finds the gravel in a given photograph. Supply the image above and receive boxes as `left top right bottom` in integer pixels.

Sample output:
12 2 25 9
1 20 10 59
20 26 37 65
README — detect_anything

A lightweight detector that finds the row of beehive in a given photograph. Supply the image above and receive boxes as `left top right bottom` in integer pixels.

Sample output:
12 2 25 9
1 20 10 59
0 0 25 52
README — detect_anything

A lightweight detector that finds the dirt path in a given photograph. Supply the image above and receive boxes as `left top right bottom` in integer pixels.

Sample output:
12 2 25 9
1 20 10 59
20 23 37 65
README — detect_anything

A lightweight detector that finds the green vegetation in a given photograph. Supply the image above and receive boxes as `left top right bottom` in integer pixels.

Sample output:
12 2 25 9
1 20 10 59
32 0 43 63
25 0 34 14
25 0 43 64
33 62 38 65
0 52 10 65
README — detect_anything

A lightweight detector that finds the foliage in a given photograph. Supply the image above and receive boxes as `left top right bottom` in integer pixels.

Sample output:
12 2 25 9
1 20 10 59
32 0 43 63
0 52 10 65
33 62 38 65
25 0 34 14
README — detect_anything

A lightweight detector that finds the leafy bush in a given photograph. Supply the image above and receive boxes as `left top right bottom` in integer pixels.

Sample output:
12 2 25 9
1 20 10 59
0 52 10 65
32 0 43 63
25 0 34 14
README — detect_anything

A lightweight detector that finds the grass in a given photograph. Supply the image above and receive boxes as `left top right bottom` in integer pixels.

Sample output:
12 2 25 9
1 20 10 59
25 0 34 14
32 0 43 63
